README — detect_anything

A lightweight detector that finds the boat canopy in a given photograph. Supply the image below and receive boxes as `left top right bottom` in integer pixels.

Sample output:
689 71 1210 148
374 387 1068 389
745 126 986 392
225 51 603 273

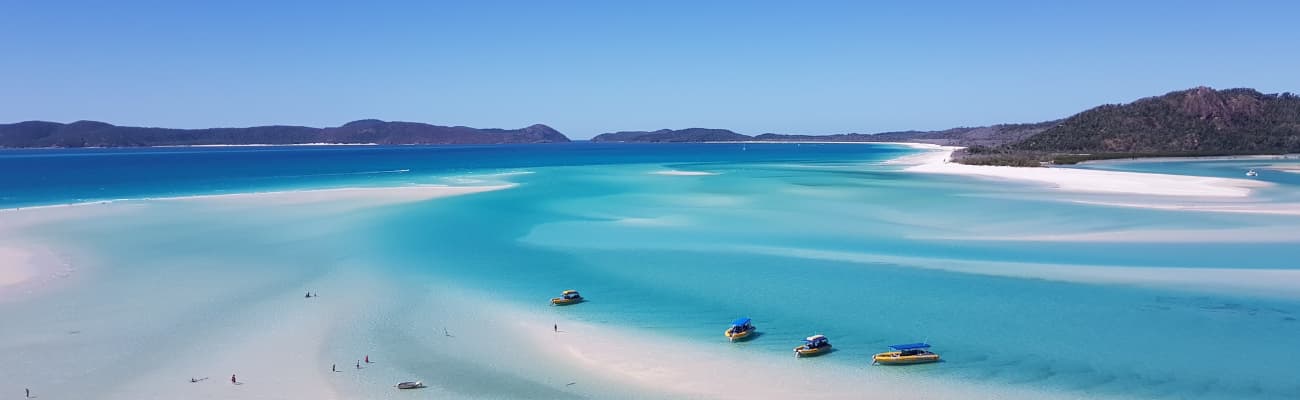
888 343 931 351
562 290 579 295
731 317 751 327
805 335 827 342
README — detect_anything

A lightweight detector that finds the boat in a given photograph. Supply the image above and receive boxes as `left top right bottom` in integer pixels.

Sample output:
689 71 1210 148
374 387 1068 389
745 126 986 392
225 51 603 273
793 334 832 357
550 289 584 305
872 342 940 365
724 317 756 342
1247 169 1259 177
397 381 426 389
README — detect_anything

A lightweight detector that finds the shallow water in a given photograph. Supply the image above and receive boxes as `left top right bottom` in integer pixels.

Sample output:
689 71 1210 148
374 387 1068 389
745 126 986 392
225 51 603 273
2 143 1299 399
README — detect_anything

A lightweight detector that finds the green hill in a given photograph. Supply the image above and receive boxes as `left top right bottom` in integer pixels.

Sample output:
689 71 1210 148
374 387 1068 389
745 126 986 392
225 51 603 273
1002 87 1300 162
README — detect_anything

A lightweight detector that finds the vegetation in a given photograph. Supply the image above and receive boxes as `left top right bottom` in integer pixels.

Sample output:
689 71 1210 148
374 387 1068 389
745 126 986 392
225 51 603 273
0 120 570 147
7 87 1297 163
1012 87 1300 153
590 128 750 142
939 87 1300 166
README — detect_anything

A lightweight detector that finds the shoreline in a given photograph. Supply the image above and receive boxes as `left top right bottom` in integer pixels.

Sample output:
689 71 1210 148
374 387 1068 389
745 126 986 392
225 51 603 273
389 284 1087 400
0 183 517 303
0 184 517 213
1076 153 1300 165
896 145 1272 198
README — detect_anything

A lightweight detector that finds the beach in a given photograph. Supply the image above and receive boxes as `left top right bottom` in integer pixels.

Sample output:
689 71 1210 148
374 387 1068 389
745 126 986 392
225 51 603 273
897 144 1269 197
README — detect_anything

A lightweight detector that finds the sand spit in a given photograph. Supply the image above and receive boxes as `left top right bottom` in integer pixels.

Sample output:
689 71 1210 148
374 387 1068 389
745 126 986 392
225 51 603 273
898 145 1268 198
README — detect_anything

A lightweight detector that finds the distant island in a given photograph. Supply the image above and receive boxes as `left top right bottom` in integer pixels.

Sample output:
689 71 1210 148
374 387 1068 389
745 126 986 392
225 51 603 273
6 87 1298 166
0 119 570 147
592 87 1300 166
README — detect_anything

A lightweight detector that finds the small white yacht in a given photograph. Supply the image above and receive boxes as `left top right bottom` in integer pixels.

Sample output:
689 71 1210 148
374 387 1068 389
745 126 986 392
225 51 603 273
1246 169 1259 177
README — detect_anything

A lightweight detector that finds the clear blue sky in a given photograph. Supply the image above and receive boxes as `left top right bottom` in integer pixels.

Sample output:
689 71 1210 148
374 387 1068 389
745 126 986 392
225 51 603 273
3 1 1298 138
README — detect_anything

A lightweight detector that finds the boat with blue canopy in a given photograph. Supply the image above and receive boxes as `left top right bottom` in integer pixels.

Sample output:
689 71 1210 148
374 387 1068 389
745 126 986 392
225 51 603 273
724 317 755 342
872 342 940 365
793 334 832 357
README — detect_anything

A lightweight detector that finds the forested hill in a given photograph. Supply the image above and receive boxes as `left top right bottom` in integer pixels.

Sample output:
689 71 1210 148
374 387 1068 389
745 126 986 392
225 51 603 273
590 87 1300 166
1012 87 1300 154
589 122 1058 146
0 120 570 147
589 128 752 142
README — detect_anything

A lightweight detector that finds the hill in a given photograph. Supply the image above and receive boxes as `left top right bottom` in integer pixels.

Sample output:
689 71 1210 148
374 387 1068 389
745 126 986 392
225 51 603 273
1014 87 1300 154
590 121 1058 147
588 87 1299 167
590 128 751 142
951 87 1300 165
0 120 570 147
752 121 1058 147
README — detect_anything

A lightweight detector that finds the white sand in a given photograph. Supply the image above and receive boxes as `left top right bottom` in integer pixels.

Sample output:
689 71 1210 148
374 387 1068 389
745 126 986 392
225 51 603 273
1 184 515 215
0 243 74 302
738 245 1300 299
899 145 1270 198
0 246 40 287
490 304 1076 400
651 170 718 176
165 184 514 208
1266 164 1300 174
929 225 1300 243
0 184 515 302
398 285 1079 400
104 268 389 400
0 183 520 399
1070 199 1300 216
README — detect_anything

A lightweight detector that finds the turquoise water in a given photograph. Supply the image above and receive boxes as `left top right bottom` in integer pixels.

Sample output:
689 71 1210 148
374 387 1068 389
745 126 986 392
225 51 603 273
3 143 1299 399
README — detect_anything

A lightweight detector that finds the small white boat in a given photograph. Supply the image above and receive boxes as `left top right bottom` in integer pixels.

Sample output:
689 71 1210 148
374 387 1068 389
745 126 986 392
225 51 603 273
397 381 426 389
1246 169 1259 177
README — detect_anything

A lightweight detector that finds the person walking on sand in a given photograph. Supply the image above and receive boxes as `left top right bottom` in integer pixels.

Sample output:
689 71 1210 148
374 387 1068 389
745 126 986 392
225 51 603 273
332 364 337 372
231 374 237 384
554 323 558 332
356 360 361 369
26 388 30 398
365 355 370 363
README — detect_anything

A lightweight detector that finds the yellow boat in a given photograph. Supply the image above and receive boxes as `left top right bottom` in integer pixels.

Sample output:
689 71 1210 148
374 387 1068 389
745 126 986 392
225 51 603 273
793 335 832 357
872 342 940 365
724 317 755 342
550 289 583 306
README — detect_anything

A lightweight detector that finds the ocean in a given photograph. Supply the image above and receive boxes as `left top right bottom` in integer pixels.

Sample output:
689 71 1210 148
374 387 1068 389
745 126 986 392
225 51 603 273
2 143 1298 399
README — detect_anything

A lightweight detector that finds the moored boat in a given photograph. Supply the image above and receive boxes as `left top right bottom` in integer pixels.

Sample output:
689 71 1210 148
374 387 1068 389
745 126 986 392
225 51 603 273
872 342 940 365
550 289 584 305
397 381 426 389
1247 168 1259 177
793 334 832 357
724 317 756 342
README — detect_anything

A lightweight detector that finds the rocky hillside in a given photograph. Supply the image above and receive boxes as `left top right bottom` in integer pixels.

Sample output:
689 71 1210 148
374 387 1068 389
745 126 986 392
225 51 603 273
0 120 570 147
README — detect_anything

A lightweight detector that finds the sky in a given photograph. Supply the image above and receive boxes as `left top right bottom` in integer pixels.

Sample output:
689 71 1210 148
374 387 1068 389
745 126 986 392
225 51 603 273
2 1 1298 139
